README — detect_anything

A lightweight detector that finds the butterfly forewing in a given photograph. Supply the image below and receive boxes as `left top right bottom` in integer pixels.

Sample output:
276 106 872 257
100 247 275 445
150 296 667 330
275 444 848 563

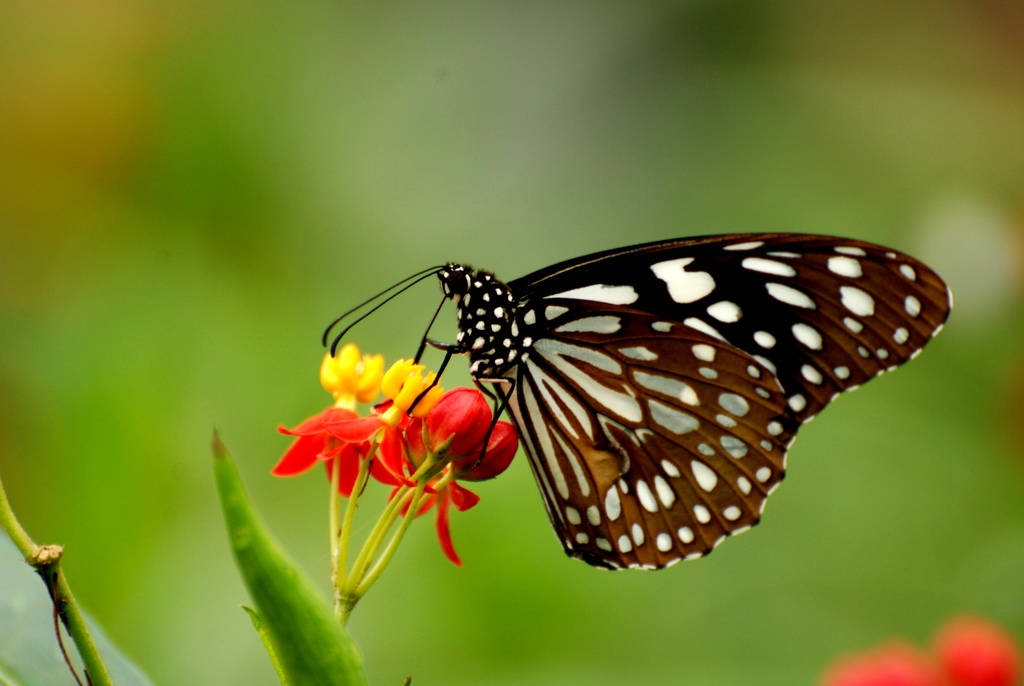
506 303 796 569
511 234 951 422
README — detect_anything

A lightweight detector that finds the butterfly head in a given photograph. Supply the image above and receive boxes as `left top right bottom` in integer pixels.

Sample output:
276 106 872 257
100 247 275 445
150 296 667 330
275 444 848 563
438 264 523 378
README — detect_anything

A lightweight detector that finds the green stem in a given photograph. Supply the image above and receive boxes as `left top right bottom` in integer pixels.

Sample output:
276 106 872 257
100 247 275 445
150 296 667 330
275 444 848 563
329 455 341 591
335 443 376 594
0 470 115 686
353 479 433 597
340 484 410 607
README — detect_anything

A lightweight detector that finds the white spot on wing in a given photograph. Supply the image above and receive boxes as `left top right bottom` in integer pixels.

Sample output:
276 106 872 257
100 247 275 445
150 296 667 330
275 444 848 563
548 284 639 305
605 487 622 521
893 327 909 344
742 257 796 277
720 435 747 458
718 393 750 416
649 400 700 434
691 461 718 492
544 305 568 320
766 282 815 309
637 480 658 513
692 344 716 362
753 330 776 348
905 295 921 317
707 301 742 322
828 256 863 277
632 523 645 546
634 371 699 406
656 533 673 552
792 322 824 350
677 526 694 543
801 364 823 384
661 460 681 478
620 346 658 361
651 258 716 303
693 504 712 523
654 476 676 508
844 317 863 333
724 241 764 251
840 286 875 316
835 246 867 256
723 506 742 521
900 264 917 281
555 316 622 334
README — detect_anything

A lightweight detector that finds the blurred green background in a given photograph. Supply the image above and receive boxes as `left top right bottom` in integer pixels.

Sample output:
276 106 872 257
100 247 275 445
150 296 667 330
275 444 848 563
2 1 1023 684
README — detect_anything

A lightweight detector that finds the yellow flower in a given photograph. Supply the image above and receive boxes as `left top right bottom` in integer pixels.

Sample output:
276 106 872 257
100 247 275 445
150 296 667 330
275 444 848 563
319 344 384 410
380 359 445 422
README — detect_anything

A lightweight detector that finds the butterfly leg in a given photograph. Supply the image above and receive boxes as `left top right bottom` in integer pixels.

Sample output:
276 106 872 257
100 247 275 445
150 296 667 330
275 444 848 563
413 296 449 363
408 348 455 415
469 378 516 468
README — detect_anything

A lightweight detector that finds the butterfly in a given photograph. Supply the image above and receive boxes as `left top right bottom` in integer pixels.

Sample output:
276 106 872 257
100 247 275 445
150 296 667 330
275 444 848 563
345 233 952 570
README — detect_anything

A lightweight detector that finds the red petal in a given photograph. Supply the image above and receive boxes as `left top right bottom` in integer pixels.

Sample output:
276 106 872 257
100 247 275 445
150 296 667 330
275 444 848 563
378 427 414 485
279 407 356 436
324 444 362 497
449 482 480 512
271 434 326 476
323 415 385 442
434 490 462 566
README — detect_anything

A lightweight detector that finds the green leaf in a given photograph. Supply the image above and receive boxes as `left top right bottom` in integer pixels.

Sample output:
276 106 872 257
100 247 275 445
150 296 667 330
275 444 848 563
242 605 290 686
212 435 369 686
0 534 154 686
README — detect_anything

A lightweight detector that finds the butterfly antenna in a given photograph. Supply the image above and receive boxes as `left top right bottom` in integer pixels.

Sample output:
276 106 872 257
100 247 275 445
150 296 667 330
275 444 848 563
323 266 444 353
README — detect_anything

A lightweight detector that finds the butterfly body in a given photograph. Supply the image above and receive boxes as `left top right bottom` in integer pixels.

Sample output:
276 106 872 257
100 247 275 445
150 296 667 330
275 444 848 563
436 233 951 570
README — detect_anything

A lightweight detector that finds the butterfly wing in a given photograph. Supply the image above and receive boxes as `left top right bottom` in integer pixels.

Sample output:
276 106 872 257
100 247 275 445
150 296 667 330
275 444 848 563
499 233 950 568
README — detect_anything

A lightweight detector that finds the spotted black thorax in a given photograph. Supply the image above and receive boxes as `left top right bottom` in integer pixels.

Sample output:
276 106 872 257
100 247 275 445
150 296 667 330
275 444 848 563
438 263 535 379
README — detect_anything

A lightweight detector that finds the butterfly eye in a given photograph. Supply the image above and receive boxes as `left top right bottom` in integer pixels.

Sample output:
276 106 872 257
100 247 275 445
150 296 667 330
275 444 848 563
439 233 951 570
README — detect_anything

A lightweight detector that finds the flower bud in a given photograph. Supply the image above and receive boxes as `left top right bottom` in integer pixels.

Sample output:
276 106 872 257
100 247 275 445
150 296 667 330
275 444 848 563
424 387 492 458
453 421 518 481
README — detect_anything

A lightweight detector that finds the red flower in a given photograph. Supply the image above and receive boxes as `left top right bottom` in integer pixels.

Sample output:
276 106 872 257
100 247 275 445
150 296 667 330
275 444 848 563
821 642 942 686
403 387 519 565
935 616 1021 686
321 403 412 486
273 407 403 494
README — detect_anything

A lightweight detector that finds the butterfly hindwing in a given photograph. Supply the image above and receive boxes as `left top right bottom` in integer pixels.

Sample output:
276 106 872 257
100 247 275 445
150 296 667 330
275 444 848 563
505 303 796 569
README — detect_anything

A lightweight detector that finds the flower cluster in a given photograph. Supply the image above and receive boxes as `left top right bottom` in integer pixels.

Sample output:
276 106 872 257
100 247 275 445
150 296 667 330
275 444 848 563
820 616 1021 686
273 344 518 567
